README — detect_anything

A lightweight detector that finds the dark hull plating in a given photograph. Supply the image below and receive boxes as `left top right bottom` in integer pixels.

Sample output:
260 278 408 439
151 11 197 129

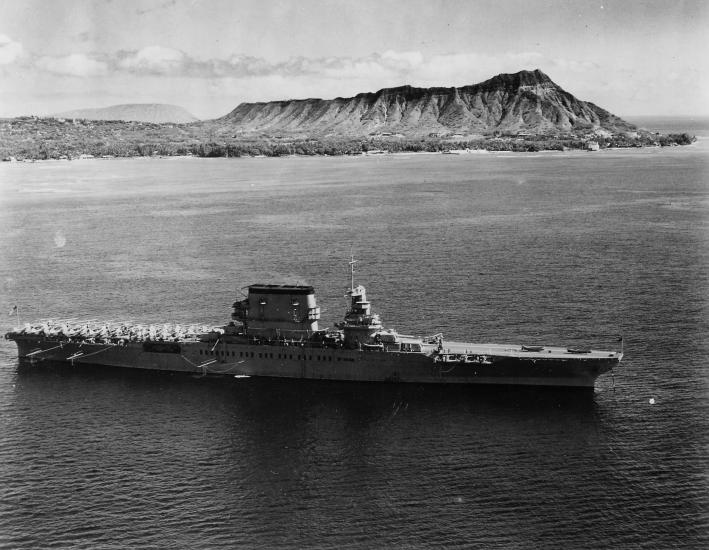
8 336 618 388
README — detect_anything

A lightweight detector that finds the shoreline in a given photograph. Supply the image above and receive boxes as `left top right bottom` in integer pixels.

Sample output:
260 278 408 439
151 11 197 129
1 116 697 162
2 141 702 164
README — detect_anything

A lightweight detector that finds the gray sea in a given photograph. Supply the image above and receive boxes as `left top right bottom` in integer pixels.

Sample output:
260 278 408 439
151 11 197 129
0 118 707 548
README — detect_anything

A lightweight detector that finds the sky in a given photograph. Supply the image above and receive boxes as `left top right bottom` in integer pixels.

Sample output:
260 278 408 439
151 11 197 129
0 0 707 119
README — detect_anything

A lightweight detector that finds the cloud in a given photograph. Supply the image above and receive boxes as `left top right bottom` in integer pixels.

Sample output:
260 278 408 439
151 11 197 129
13 42 623 102
117 45 187 74
108 48 431 80
381 50 425 70
4 36 593 86
35 53 108 77
0 34 23 65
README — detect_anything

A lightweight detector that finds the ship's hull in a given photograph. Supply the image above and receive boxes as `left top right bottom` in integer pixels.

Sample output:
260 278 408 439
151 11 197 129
7 335 619 388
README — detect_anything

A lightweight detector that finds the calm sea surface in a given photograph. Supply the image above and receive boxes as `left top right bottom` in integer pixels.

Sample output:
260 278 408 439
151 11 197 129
0 126 707 548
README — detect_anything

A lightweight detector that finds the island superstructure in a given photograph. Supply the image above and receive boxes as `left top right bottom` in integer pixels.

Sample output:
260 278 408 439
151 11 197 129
5 261 622 388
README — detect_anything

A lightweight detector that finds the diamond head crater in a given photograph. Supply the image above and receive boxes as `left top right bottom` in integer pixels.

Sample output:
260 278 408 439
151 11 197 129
0 69 694 160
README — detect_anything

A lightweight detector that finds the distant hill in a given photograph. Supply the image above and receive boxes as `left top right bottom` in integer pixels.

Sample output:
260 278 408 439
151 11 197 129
218 69 635 136
55 104 199 124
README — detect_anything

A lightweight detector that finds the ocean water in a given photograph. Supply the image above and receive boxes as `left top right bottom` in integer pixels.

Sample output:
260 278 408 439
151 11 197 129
625 115 709 137
0 133 707 548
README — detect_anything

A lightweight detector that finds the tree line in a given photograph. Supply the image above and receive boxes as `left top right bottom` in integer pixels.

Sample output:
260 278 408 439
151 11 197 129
0 117 697 160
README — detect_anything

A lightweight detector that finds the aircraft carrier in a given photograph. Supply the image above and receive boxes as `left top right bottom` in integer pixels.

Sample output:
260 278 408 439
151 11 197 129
5 261 622 388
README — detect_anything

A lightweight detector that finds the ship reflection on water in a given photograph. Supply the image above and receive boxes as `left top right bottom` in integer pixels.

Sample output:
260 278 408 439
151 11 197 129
6 362 613 546
14 358 602 412
11 361 606 456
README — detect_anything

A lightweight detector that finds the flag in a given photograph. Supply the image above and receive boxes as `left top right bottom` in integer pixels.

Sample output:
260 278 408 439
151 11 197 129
9 305 17 316
616 336 623 342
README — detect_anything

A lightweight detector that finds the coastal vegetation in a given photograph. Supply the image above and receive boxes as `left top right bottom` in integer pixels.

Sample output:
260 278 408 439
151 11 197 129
0 116 696 161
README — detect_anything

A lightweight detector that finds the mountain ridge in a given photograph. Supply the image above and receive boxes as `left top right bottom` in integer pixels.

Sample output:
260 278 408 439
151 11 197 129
218 69 635 136
5 68 693 162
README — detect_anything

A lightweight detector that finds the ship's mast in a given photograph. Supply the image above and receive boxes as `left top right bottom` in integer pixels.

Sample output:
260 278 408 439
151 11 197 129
349 254 357 292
